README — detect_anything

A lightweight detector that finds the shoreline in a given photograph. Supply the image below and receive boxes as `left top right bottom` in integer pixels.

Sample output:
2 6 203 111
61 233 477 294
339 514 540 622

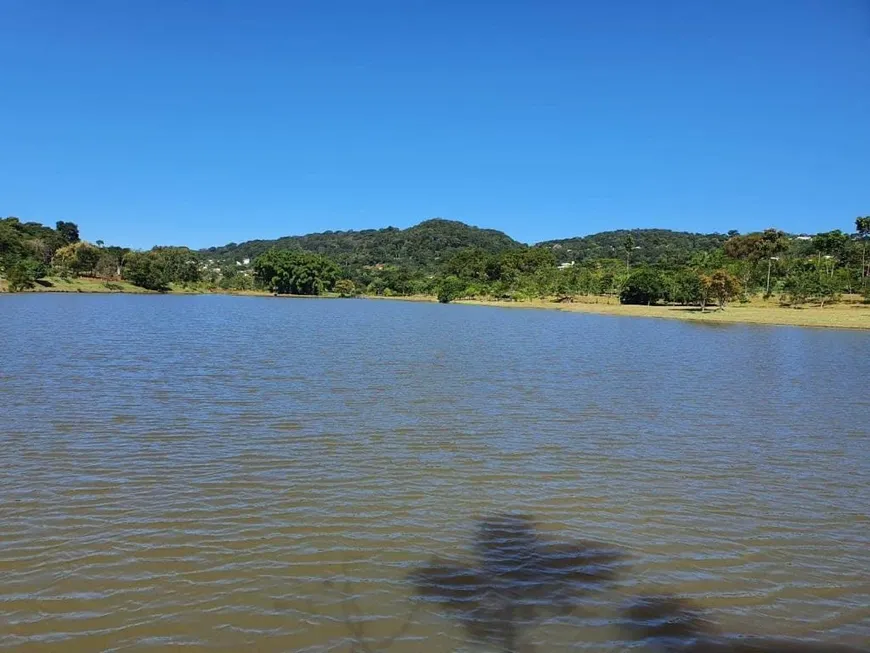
363 294 870 331
454 298 870 331
2 277 868 331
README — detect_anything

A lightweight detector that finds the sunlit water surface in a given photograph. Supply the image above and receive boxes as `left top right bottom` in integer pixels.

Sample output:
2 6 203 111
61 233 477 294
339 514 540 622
1 295 868 652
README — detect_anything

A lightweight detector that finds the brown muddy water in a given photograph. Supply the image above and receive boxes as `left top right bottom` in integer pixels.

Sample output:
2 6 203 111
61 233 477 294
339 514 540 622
1 294 868 652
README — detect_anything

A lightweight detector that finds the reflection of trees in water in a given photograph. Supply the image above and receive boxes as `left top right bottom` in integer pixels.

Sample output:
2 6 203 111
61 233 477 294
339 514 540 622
327 512 866 653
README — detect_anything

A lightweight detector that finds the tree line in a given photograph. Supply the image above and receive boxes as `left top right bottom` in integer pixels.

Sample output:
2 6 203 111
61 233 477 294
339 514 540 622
0 217 204 292
2 215 868 308
429 221 869 308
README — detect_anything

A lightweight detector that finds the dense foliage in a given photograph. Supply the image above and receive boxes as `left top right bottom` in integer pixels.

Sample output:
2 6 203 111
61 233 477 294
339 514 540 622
252 249 340 295
1 217 67 269
2 215 869 309
54 241 102 277
539 229 730 266
0 216 207 292
620 269 666 305
5 258 48 291
120 247 204 291
121 251 171 291
205 219 523 272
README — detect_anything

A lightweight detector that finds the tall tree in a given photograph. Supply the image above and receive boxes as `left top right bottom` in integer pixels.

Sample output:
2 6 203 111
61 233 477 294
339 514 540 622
758 229 789 295
55 221 80 244
623 234 635 271
813 230 849 277
856 217 870 288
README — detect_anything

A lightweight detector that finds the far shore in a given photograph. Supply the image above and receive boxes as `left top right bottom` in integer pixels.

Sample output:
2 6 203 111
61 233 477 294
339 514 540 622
362 293 870 331
2 276 869 331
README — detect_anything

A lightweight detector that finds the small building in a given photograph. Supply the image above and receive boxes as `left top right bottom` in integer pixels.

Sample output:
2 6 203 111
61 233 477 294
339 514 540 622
558 261 575 270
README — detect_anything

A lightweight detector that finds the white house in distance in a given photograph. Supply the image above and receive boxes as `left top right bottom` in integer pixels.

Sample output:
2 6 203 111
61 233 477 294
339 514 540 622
558 261 575 270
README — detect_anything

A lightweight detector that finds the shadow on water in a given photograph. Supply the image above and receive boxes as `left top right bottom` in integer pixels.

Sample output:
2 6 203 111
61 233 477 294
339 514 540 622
620 595 867 653
410 513 627 653
327 512 866 653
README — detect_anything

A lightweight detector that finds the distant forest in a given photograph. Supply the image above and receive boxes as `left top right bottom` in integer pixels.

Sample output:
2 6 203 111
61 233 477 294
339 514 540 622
2 215 869 308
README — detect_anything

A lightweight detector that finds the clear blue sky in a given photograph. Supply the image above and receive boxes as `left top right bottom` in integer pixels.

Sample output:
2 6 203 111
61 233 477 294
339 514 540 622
1 1 868 249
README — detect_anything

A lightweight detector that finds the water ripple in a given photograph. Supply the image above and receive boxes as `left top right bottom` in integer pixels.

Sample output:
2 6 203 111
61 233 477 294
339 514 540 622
1 295 868 651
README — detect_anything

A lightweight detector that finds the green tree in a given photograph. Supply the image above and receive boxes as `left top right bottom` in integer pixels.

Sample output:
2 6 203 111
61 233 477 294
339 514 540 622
813 230 849 276
5 259 48 291
690 248 726 272
783 267 840 307
334 279 356 297
494 248 557 282
620 268 665 305
782 268 819 306
666 268 703 305
700 270 741 310
623 233 635 271
53 241 101 277
572 267 602 296
723 228 788 293
0 220 24 267
758 229 789 295
152 247 201 284
96 246 129 278
442 248 491 282
55 221 80 244
218 270 254 291
122 251 170 291
856 217 870 288
253 249 340 295
436 275 466 303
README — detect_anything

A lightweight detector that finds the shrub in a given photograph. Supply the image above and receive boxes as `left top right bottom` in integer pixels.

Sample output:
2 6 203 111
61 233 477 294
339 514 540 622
334 279 356 297
5 259 48 292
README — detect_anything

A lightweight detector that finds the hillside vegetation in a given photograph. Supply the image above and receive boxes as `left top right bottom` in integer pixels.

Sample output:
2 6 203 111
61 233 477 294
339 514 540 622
539 229 730 266
2 214 868 314
204 219 523 272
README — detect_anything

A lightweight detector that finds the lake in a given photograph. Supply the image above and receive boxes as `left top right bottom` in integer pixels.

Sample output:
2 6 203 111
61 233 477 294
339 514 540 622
1 294 868 652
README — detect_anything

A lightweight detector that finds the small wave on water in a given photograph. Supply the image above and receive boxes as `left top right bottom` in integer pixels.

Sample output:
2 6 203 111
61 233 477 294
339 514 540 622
2 296 869 652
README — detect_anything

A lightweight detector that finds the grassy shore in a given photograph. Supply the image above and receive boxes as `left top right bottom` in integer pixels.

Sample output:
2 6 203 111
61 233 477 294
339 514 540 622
0 276 274 296
368 293 870 330
3 277 868 330
0 276 152 294
454 296 870 330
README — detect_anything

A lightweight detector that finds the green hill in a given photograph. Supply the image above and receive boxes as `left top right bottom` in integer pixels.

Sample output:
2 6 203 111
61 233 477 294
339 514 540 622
203 218 524 271
538 229 730 266
204 220 733 270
